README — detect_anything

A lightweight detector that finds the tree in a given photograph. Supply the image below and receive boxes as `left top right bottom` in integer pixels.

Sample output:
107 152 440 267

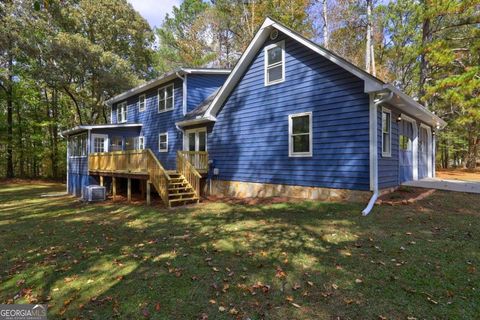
156 0 213 72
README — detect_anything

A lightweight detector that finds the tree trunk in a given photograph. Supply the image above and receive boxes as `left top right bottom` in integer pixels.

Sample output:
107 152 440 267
50 88 59 178
365 0 372 74
465 132 479 169
322 0 329 48
419 0 431 106
16 99 25 177
6 54 14 178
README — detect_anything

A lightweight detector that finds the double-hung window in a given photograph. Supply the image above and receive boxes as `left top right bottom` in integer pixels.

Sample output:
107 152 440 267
139 94 146 112
159 133 168 152
117 102 127 123
93 137 106 153
264 41 285 86
158 84 174 113
289 112 312 157
382 108 392 157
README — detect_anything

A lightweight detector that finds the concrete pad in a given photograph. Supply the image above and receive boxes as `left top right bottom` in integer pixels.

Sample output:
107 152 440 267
403 178 480 194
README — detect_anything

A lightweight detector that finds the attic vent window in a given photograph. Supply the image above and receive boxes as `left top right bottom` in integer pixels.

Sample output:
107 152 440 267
270 29 278 40
264 40 285 86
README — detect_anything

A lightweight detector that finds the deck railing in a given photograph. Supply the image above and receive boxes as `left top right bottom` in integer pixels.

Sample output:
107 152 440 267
145 149 171 205
88 149 171 206
177 151 202 199
178 151 208 173
88 150 148 173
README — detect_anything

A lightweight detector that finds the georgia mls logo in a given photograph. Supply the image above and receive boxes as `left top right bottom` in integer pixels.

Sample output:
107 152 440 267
0 304 47 320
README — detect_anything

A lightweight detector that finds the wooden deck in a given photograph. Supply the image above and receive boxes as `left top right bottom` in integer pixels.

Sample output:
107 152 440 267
88 150 208 207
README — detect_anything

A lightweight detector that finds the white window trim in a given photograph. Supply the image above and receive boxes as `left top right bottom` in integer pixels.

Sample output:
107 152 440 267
288 112 312 157
139 94 146 112
420 123 433 178
264 40 285 86
117 102 127 123
401 113 419 180
91 134 109 153
157 84 174 113
381 107 392 157
158 132 168 152
183 127 207 151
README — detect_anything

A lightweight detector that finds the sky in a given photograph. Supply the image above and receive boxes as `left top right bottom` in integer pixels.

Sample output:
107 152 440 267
127 0 182 29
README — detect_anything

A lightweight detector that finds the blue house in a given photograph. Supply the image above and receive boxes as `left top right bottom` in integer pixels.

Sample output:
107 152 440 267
62 18 446 213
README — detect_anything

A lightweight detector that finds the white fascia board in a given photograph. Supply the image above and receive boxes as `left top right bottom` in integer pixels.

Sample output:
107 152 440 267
270 22 385 93
175 115 217 128
384 84 447 129
205 18 384 118
204 18 274 118
182 68 231 75
105 72 180 106
61 123 142 136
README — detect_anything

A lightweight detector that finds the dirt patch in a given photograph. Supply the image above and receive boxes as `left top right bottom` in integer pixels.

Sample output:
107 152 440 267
437 169 480 182
377 186 435 205
0 178 64 185
204 195 305 206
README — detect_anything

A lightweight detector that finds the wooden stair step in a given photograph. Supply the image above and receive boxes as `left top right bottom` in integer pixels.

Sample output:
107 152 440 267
169 192 196 198
169 187 193 191
169 197 199 204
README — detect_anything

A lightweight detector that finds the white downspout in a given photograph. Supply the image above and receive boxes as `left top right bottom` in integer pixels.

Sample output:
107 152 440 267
362 91 394 216
176 72 187 116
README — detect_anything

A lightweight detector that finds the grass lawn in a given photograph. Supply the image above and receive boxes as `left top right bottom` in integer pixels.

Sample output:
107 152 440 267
0 181 479 319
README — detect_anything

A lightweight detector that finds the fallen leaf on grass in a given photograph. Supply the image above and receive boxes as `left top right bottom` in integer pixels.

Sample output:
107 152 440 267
218 306 226 312
355 279 363 284
275 266 287 279
155 303 161 312
291 302 301 308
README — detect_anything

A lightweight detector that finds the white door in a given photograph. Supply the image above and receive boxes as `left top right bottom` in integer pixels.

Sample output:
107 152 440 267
184 128 207 168
91 134 109 153
184 128 207 152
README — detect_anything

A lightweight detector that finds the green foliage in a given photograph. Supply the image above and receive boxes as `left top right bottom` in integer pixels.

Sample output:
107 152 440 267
0 0 155 178
155 0 313 70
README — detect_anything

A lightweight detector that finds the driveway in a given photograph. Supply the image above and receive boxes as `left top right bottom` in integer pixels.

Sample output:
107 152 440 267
403 178 480 194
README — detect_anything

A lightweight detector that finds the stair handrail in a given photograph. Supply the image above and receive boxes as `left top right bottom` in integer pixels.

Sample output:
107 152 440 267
145 149 171 206
176 151 202 199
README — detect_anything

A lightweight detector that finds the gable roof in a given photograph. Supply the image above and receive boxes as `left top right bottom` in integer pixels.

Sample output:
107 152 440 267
105 68 230 106
199 17 446 129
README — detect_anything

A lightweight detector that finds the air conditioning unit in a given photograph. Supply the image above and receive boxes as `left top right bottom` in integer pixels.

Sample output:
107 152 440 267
82 185 106 202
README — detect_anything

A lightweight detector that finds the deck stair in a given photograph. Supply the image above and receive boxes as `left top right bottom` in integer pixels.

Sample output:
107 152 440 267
89 149 205 207
167 172 199 206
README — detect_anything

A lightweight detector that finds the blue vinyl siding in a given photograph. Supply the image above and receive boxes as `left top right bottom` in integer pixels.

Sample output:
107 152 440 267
111 79 184 170
67 157 92 196
208 33 371 191
378 106 400 189
187 74 229 112
377 105 434 188
109 75 227 170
